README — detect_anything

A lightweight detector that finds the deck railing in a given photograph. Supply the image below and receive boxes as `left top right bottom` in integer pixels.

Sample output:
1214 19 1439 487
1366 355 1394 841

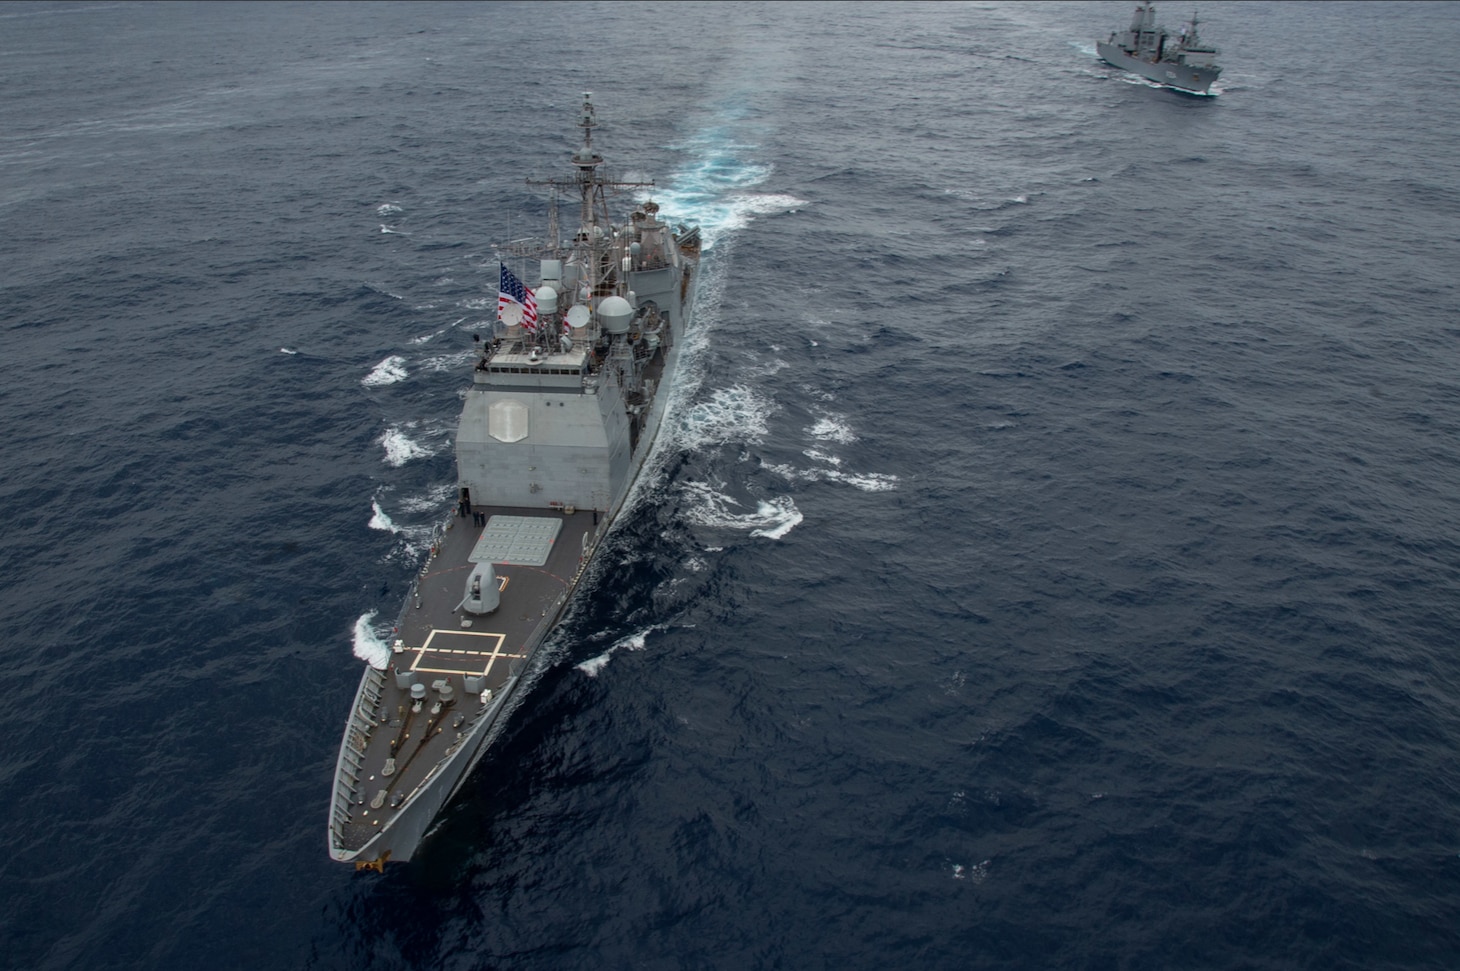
330 664 387 834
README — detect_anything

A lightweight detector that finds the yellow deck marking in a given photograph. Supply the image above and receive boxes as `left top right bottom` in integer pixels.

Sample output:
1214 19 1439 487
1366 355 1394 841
409 628 526 678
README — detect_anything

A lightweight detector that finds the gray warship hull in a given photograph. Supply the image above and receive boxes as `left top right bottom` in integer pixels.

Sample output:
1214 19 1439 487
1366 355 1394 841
329 93 700 868
1098 5 1222 95
1097 40 1219 93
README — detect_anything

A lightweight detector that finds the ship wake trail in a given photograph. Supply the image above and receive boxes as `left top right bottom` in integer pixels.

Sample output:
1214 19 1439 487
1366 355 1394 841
615 122 815 550
621 120 801 512
650 126 776 249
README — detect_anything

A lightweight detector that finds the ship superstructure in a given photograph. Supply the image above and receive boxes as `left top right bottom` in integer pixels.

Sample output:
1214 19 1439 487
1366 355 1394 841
329 93 700 867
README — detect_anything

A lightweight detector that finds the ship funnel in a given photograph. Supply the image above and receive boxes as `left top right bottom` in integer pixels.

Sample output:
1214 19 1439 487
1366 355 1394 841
458 561 500 615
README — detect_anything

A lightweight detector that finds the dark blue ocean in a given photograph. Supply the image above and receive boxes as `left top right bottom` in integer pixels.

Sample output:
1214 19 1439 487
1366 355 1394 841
4 1 1460 967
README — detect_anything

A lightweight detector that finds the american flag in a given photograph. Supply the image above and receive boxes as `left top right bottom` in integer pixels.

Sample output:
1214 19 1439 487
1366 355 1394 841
497 264 538 331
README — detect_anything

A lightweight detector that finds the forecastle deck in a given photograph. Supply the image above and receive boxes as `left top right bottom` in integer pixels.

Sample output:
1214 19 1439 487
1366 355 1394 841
332 503 601 857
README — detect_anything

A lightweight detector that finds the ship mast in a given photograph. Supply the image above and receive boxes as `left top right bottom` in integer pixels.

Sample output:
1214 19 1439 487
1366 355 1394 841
526 92 654 302
570 93 605 243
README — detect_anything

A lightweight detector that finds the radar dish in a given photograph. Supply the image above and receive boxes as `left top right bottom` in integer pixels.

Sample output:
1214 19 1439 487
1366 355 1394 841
501 302 523 326
565 305 590 328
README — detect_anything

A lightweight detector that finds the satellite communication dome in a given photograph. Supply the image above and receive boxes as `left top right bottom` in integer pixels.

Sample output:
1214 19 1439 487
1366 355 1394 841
596 295 634 334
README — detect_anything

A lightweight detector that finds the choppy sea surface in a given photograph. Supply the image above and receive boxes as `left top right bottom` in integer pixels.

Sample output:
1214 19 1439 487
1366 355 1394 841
4 2 1460 968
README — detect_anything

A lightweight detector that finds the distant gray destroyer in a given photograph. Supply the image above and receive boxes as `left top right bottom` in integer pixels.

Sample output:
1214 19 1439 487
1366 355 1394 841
1097 4 1221 94
329 93 700 868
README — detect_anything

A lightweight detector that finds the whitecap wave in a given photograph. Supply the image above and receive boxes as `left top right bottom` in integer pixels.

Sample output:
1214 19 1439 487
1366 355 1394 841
809 415 857 444
744 357 789 378
279 347 298 355
763 462 899 493
376 203 403 216
368 499 400 533
362 355 407 387
409 327 447 345
398 483 454 515
803 448 842 467
419 349 477 373
352 610 391 670
576 626 660 677
682 481 802 539
379 426 430 467
749 499 803 538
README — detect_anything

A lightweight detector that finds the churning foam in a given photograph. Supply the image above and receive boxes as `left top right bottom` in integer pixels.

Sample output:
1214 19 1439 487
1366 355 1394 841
362 355 407 387
409 327 448 345
808 415 857 444
682 481 803 539
676 384 776 449
368 499 400 534
642 124 804 250
352 611 391 670
763 462 899 493
803 448 842 467
624 119 803 479
418 349 477 373
379 426 430 467
576 627 658 677
398 483 455 515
